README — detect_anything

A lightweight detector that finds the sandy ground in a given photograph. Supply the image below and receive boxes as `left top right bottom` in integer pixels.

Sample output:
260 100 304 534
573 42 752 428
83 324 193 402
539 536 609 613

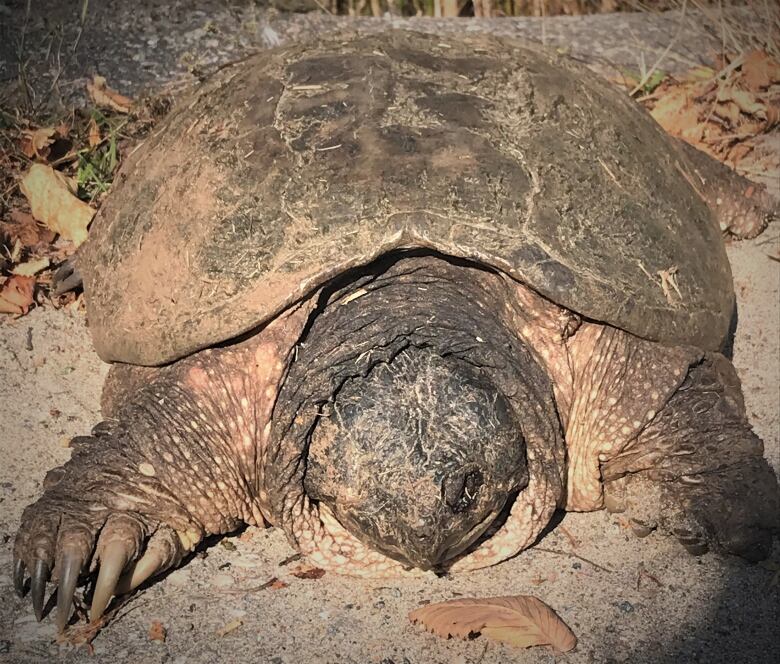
1 4 779 664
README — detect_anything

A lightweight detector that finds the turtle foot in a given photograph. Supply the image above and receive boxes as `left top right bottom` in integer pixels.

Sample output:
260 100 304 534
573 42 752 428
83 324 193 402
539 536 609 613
13 433 187 629
601 354 779 561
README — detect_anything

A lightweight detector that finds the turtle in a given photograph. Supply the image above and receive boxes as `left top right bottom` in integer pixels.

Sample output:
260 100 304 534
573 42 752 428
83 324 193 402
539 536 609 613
12 30 779 631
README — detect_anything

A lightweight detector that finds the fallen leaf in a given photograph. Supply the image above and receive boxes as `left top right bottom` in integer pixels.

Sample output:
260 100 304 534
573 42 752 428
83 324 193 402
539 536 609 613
270 579 289 590
621 68 667 94
727 142 754 166
87 75 133 113
12 257 50 276
713 100 741 127
216 618 243 637
1 210 57 249
291 564 326 580
9 238 22 263
742 50 780 91
19 127 56 159
0 275 35 314
87 117 102 147
148 621 166 642
650 87 700 137
54 119 72 138
409 595 577 653
19 164 94 246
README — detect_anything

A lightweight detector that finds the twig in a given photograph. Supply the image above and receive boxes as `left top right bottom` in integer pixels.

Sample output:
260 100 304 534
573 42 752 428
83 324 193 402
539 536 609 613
630 0 688 97
636 564 662 590
558 525 580 549
533 547 614 573
221 576 281 594
310 0 333 14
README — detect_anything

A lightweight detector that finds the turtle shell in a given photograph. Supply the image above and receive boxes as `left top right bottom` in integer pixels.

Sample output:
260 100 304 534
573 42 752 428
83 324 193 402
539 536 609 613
81 30 733 366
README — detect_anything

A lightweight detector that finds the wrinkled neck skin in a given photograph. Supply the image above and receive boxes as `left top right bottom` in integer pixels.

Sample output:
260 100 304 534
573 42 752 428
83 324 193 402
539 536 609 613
266 254 565 575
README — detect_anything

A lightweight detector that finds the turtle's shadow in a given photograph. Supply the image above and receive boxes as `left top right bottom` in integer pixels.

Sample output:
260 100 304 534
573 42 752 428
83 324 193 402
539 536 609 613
720 299 739 360
633 554 780 664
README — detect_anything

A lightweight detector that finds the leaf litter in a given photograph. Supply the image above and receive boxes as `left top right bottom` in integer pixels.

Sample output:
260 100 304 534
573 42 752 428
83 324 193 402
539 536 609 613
0 76 150 319
637 50 780 183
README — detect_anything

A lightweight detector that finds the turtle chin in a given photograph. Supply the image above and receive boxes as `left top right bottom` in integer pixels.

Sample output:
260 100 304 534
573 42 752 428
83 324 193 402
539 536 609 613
303 345 529 570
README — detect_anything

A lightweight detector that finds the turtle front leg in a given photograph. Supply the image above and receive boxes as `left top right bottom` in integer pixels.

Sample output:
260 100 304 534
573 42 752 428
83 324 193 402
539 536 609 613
602 354 779 560
12 306 308 629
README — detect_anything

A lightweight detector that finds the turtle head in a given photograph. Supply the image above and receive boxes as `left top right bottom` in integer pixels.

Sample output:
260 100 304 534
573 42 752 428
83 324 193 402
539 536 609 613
304 345 528 570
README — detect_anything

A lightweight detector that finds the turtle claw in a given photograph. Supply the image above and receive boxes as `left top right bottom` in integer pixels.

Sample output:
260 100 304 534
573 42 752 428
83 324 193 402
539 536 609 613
13 487 187 627
673 528 709 556
52 258 83 295
56 550 83 631
31 559 50 622
90 541 130 622
115 548 165 595
13 557 26 598
629 518 656 539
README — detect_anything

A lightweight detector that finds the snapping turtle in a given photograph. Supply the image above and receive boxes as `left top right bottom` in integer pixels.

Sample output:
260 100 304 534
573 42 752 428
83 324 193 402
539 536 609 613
12 31 779 630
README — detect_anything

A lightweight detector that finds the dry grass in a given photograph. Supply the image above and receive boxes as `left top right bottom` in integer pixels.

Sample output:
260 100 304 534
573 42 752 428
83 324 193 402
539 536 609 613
294 0 760 20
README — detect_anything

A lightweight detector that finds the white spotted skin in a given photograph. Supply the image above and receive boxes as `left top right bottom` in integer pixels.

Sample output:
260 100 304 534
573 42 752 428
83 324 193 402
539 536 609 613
508 279 701 513
179 300 314 532
298 502 430 578
560 325 700 510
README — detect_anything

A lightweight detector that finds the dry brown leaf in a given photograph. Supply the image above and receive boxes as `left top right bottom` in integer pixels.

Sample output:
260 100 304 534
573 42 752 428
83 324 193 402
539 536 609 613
54 119 72 138
19 127 56 159
148 621 166 642
0 275 35 314
2 210 57 249
87 117 102 148
291 564 326 580
742 50 780 92
682 65 716 83
87 75 133 113
717 87 767 119
650 87 700 137
713 100 742 127
409 595 577 653
19 164 94 246
12 257 50 276
727 142 755 166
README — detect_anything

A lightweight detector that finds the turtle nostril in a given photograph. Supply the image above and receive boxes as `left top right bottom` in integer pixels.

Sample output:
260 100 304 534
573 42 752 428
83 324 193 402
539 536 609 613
442 469 483 513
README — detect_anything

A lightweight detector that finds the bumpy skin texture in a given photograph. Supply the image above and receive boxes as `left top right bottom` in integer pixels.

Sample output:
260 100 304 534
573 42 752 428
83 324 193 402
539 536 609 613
79 30 744 366
13 302 312 626
601 355 779 560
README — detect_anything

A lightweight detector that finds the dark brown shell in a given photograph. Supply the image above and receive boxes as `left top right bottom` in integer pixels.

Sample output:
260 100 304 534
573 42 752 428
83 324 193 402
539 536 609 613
81 30 733 365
